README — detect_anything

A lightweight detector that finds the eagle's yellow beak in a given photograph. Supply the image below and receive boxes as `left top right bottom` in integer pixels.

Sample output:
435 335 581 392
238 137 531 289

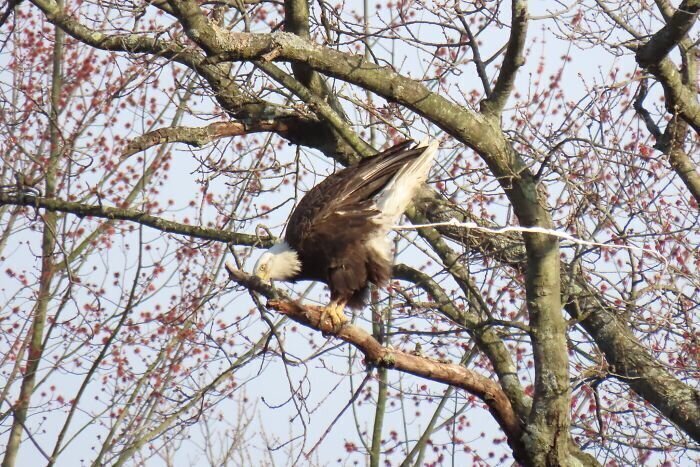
253 259 271 282
254 264 271 283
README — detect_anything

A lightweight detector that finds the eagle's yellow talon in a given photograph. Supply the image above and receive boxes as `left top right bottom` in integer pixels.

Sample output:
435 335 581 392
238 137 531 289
319 301 348 330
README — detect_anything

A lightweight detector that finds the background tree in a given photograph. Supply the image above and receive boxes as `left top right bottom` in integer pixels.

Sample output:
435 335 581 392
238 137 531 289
0 0 698 465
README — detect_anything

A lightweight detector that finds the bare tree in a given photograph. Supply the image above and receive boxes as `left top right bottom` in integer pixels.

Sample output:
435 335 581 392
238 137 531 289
0 0 697 465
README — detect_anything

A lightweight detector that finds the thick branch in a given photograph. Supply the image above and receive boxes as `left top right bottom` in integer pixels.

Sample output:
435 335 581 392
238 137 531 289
30 0 186 57
2 14 65 467
265 299 525 459
566 276 700 442
284 0 347 121
284 0 316 89
255 61 374 161
480 0 528 116
164 26 550 229
28 0 360 159
121 121 288 158
33 0 544 228
636 0 700 66
421 191 700 442
640 58 700 134
660 117 700 205
283 0 345 119
224 265 520 441
634 0 700 133
630 9 700 203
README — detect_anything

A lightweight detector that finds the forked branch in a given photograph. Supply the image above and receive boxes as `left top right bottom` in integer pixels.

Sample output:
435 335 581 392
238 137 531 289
223 264 525 461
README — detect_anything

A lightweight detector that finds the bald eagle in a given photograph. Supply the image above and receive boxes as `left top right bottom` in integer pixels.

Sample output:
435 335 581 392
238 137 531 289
253 139 439 327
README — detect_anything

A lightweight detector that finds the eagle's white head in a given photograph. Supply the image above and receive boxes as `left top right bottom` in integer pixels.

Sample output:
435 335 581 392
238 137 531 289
253 241 301 282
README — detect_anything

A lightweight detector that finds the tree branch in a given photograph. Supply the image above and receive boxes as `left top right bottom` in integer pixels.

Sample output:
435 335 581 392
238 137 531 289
265 296 526 460
632 79 663 140
121 121 289 158
455 6 492 96
659 116 700 205
421 190 700 442
255 61 374 162
2 13 65 466
223 262 520 462
629 7 700 203
480 0 528 116
34 0 544 229
28 0 359 159
0 193 270 247
640 57 700 133
283 0 347 119
393 263 530 419
634 0 700 133
636 0 699 66
566 274 700 443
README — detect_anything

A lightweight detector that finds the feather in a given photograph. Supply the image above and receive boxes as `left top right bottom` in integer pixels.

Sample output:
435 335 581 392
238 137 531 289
373 139 439 224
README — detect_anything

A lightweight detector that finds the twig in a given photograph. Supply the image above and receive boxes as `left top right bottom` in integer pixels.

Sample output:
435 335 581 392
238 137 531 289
304 372 372 459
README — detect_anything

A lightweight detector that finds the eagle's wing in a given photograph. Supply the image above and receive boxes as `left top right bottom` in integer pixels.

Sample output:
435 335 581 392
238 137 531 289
326 140 420 209
283 139 438 299
285 141 421 251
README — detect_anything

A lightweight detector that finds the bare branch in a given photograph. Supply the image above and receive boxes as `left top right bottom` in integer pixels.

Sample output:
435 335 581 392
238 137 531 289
256 61 374 161
632 79 663 140
0 193 269 247
636 0 700 66
121 121 289 158
266 299 525 457
455 6 492 96
633 0 700 133
480 0 529 116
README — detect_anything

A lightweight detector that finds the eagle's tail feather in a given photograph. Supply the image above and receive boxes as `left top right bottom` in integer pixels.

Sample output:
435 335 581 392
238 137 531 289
374 139 439 224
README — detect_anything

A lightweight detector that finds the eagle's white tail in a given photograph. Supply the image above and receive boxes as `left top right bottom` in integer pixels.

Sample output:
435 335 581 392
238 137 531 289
374 139 439 224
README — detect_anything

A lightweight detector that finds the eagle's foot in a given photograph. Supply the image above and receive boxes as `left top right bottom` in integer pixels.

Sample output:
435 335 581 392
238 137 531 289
319 301 348 331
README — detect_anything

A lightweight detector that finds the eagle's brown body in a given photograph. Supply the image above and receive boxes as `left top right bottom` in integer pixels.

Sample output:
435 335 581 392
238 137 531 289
252 139 439 323
284 141 433 308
